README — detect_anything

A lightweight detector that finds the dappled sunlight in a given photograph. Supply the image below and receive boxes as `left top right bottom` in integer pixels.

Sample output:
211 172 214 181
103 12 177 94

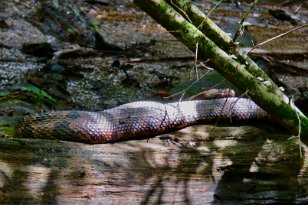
213 140 238 148
248 162 260 173
23 166 51 200
122 132 241 204
0 127 306 204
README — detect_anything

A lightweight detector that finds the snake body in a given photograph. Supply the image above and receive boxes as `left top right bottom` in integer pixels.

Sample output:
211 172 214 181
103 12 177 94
15 97 269 144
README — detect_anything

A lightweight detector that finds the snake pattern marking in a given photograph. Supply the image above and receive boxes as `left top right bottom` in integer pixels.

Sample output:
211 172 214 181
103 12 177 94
14 97 269 144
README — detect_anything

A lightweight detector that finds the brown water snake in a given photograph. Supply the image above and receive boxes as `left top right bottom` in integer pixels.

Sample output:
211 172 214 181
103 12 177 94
14 97 269 144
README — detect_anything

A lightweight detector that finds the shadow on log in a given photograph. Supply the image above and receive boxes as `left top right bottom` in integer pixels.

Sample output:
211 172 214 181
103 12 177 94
0 125 307 204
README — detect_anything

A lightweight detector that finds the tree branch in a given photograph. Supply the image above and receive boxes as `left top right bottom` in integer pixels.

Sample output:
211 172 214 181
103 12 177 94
134 0 308 145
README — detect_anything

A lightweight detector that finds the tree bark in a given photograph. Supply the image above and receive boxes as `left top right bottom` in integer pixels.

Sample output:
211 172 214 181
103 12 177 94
166 0 274 83
133 0 308 144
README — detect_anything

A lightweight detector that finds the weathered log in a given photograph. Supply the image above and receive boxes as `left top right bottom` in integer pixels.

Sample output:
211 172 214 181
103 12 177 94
0 126 307 204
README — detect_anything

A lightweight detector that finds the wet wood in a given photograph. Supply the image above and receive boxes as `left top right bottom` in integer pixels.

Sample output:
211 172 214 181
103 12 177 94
0 125 307 204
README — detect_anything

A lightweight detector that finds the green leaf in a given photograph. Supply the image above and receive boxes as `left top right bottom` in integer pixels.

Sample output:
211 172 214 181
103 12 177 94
14 84 56 103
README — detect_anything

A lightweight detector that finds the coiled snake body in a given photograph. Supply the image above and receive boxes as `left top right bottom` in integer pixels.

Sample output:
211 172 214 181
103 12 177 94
15 98 269 144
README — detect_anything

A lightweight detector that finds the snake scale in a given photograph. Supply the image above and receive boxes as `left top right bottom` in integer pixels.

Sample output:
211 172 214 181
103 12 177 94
14 97 269 144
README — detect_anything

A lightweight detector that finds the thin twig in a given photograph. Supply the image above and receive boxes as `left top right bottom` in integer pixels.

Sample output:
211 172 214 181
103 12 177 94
295 3 302 13
196 0 223 30
171 71 211 101
296 110 302 157
170 0 192 23
293 98 302 157
228 90 249 123
193 42 199 80
208 92 239 136
233 0 258 43
247 24 308 54
287 96 303 157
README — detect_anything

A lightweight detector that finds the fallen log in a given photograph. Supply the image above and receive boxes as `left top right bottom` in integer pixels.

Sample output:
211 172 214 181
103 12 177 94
0 126 307 204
